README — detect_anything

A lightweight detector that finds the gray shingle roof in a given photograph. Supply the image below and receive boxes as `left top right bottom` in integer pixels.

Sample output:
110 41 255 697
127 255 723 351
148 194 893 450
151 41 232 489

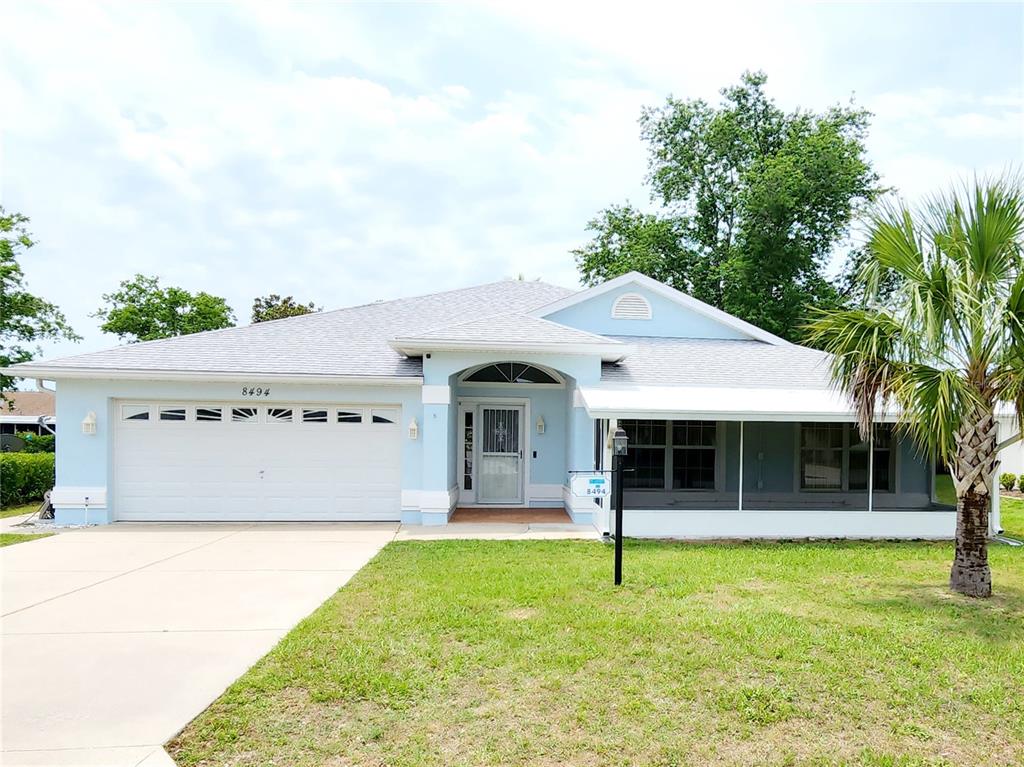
395 313 619 346
21 280 575 378
600 337 833 389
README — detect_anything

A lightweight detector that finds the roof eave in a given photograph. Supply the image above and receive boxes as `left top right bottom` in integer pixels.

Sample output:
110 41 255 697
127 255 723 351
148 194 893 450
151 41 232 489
388 338 633 362
0 365 423 386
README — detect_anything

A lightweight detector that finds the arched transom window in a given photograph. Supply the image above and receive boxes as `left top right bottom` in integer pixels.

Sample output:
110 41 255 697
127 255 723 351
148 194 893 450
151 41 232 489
464 363 560 384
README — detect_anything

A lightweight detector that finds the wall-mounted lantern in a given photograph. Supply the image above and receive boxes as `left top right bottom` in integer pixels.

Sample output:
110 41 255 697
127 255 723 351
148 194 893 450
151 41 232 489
536 416 545 434
81 411 97 436
408 417 419 440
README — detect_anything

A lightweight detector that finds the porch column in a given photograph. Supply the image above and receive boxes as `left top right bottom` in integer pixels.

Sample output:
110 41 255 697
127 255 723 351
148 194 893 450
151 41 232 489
737 421 744 512
566 390 597 526
991 466 1002 534
420 384 452 525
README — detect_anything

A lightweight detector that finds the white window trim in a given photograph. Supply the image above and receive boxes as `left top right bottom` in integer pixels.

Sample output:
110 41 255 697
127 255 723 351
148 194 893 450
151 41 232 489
458 362 565 388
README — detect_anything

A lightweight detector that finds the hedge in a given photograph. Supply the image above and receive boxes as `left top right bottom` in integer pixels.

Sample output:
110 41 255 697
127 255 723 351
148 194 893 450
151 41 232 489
0 453 55 507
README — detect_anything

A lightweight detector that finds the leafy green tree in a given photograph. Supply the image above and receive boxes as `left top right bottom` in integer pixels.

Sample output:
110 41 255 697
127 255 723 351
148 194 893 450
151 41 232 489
251 294 319 323
807 177 1024 598
94 274 235 342
574 71 880 340
0 208 80 399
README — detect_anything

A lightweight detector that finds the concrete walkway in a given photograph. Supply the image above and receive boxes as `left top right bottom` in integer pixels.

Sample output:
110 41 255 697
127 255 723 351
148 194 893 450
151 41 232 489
0 522 398 766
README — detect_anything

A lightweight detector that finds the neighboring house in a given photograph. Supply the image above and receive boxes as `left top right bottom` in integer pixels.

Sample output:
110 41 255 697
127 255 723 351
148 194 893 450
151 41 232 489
4 272 985 537
0 390 56 435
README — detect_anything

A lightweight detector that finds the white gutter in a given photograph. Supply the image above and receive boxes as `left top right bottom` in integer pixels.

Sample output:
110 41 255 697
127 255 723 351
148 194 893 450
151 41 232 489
388 338 633 362
578 385 900 423
1 365 423 386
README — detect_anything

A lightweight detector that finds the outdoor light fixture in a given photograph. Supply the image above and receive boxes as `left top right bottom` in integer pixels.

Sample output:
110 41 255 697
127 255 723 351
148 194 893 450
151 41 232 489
536 416 545 434
612 426 629 456
81 411 97 436
408 417 419 440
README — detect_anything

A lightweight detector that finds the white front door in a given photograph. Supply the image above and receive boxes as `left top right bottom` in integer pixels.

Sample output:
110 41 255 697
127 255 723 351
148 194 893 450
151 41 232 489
476 405 524 504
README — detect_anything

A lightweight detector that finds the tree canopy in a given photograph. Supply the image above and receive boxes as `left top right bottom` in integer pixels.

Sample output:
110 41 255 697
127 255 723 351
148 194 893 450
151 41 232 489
0 208 79 397
806 176 1024 597
94 274 235 343
574 71 880 341
251 294 320 323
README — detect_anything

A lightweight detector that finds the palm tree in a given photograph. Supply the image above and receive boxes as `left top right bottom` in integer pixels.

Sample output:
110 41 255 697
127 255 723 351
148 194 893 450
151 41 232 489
807 176 1024 598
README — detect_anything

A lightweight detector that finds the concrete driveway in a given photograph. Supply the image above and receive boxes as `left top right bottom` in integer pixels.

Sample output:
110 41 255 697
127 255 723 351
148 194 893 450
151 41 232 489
1 522 397 766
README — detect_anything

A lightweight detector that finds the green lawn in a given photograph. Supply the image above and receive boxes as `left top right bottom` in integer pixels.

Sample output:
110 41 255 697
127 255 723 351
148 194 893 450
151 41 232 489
0 532 53 547
0 501 42 519
170 539 1024 767
1000 496 1024 539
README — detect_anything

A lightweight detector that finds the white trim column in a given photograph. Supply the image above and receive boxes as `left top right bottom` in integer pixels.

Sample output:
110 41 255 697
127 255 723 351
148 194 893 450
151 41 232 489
867 426 874 513
737 421 744 512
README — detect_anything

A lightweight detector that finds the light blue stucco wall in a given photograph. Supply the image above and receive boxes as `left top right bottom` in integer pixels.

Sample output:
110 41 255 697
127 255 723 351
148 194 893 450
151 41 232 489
422 351 603 518
543 284 749 340
52 377 423 524
453 382 569 486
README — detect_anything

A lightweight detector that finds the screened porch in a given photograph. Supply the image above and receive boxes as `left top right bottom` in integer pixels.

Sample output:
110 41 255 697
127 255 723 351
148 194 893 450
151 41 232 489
609 419 946 512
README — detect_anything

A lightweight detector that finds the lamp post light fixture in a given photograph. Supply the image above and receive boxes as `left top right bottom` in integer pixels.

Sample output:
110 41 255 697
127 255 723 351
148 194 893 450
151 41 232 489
611 426 628 585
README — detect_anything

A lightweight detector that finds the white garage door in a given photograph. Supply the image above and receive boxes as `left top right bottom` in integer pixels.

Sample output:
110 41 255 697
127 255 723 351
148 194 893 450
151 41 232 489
114 402 402 521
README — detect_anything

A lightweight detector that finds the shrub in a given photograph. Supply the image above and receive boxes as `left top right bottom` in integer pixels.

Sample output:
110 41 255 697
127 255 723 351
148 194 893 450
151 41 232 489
15 432 55 453
999 472 1016 492
1019 474 1024 493
0 453 55 506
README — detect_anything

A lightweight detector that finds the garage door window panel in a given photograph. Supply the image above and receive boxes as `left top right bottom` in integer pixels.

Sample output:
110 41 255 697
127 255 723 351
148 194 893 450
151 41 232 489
232 407 259 423
337 409 363 423
302 409 329 423
267 407 293 423
121 405 150 422
196 407 223 422
159 406 187 422
371 408 398 424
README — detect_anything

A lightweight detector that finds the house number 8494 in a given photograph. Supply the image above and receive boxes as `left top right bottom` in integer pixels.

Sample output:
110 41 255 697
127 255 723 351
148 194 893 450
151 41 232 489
241 386 271 397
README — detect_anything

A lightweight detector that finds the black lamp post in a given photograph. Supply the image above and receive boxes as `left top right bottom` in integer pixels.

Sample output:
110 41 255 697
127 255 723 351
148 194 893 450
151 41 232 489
612 426 629 586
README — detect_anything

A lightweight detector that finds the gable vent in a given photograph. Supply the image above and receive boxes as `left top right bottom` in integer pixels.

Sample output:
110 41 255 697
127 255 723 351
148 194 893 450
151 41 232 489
611 293 652 320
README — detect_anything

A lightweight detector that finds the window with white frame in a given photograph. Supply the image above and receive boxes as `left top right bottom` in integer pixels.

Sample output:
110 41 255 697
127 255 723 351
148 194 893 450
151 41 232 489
267 407 293 423
231 407 258 423
619 420 717 490
159 406 186 422
121 405 150 421
799 423 894 492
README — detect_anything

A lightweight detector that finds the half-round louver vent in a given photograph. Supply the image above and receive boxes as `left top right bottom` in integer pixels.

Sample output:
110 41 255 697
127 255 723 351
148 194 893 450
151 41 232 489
611 292 652 320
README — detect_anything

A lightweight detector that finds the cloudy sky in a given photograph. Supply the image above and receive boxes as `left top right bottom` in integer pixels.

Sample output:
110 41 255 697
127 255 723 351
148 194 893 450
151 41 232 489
2 1 1022 361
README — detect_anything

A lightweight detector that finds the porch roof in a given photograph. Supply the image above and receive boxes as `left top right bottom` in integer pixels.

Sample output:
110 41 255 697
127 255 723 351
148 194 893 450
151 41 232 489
578 384 896 423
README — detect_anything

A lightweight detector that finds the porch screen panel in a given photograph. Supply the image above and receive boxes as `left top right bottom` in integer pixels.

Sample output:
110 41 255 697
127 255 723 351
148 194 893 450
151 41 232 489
800 423 844 490
849 424 894 492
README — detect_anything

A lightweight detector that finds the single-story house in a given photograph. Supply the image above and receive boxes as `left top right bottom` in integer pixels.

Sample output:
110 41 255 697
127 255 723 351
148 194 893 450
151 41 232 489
6 272 988 537
0 390 56 435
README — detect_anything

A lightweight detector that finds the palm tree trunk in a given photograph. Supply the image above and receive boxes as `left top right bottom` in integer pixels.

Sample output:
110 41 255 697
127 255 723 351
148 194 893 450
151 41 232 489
949 406 997 598
950 489 991 597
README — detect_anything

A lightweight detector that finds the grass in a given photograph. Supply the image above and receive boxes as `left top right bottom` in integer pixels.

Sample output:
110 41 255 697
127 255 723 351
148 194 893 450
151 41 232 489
934 474 956 506
1000 496 1024 539
0 532 53 547
170 539 1024 767
0 501 42 519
